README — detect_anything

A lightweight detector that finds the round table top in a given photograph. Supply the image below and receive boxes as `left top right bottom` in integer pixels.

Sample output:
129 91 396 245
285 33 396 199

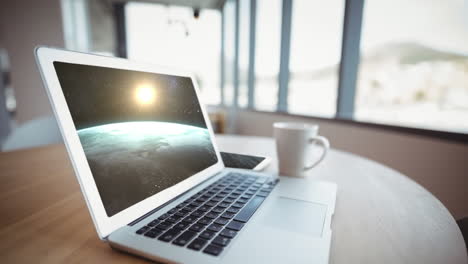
216 135 467 264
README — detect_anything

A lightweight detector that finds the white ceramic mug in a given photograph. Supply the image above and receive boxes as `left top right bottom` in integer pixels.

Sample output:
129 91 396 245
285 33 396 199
274 122 330 177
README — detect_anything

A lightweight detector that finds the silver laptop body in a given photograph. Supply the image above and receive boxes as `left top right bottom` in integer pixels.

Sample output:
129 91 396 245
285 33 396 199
35 47 336 264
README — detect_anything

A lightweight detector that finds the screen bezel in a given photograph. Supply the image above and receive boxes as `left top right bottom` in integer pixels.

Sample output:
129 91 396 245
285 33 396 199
35 46 225 239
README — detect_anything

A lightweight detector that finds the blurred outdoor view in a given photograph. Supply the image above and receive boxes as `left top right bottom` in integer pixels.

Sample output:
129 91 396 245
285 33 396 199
356 0 468 132
125 0 468 133
125 2 221 106
288 0 344 117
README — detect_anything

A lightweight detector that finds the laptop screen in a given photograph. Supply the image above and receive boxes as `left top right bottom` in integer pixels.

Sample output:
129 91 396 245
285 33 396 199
53 62 218 217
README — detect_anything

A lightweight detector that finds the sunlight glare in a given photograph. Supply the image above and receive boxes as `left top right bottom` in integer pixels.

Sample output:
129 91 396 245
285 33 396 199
135 85 156 105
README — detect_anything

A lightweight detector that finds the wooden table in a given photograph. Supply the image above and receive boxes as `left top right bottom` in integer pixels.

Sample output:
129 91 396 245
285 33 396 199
0 135 466 263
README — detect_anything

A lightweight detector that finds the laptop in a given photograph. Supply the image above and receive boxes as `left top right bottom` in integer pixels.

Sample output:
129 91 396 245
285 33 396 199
35 46 337 264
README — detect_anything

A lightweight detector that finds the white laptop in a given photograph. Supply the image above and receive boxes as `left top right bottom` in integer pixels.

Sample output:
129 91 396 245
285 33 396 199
35 46 337 264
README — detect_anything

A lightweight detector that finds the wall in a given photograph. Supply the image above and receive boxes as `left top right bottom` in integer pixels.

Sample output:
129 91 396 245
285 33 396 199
233 110 468 220
0 0 64 124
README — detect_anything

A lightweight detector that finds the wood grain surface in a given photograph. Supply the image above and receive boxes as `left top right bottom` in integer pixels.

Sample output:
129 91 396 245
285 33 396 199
0 136 466 263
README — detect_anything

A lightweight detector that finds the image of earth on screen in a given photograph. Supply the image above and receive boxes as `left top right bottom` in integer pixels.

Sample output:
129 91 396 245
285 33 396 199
53 62 218 217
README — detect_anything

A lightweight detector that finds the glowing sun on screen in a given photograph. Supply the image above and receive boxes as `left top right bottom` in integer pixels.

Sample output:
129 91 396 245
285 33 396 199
135 85 156 105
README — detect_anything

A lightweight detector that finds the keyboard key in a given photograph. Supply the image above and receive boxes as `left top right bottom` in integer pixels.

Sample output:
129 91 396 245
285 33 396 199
136 226 150 234
226 220 244 231
203 244 223 256
218 202 230 208
165 216 179 224
223 197 236 203
205 201 218 207
154 222 172 231
221 212 236 219
220 229 237 238
212 207 225 213
238 198 249 203
197 217 213 225
205 212 219 219
185 205 197 211
173 231 197 246
189 223 205 232
234 196 266 223
199 205 211 211
207 224 223 232
236 188 246 193
175 209 190 217
158 228 182 242
231 202 244 208
211 197 222 202
199 230 216 240
147 220 160 227
182 216 197 224
188 238 208 251
241 194 253 199
174 222 190 229
214 217 229 225
167 208 178 214
157 213 170 220
196 197 207 203
227 207 239 214
212 235 231 247
190 201 202 207
144 229 162 238
190 210 204 218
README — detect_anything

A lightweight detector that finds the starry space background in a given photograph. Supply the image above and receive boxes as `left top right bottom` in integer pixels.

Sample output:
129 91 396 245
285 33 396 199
54 61 207 130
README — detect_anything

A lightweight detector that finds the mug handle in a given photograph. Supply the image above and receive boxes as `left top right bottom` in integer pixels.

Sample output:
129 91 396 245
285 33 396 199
304 136 330 171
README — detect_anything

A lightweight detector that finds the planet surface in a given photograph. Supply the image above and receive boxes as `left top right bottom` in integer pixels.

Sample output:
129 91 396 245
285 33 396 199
78 121 218 216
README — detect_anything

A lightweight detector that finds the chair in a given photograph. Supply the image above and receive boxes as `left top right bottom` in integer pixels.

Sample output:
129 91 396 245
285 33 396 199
1 115 62 152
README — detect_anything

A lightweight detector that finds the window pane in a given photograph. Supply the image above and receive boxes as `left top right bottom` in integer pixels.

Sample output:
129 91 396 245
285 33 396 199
356 0 468 133
288 0 344 117
223 0 236 106
238 0 250 108
125 3 221 105
254 0 282 111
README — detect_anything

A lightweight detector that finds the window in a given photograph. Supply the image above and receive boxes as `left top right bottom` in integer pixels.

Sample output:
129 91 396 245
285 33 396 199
121 0 468 137
238 0 250 108
288 0 344 117
125 3 221 105
356 0 468 133
222 0 236 106
254 0 282 111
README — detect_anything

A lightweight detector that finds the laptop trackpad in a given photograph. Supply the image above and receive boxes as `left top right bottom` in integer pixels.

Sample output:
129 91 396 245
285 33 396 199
263 197 327 237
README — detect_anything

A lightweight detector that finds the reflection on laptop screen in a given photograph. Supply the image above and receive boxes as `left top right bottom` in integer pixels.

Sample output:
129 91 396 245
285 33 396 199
53 62 218 217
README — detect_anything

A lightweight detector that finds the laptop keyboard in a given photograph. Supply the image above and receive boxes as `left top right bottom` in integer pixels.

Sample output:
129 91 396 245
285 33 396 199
135 172 278 257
